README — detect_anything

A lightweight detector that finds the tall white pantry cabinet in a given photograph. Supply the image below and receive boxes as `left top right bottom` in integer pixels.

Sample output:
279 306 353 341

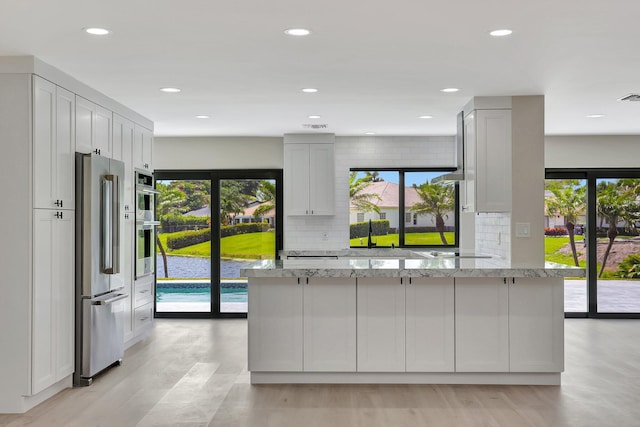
0 57 154 413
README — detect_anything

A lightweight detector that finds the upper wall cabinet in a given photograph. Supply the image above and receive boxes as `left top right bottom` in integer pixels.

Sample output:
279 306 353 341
133 124 153 171
33 76 75 210
463 109 512 213
284 142 335 216
113 114 135 212
75 96 112 157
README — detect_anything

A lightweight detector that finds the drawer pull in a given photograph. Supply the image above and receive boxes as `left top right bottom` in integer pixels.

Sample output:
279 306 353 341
139 316 149 321
139 289 149 293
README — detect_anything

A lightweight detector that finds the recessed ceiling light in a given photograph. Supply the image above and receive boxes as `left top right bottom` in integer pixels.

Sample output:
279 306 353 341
284 28 311 36
489 29 513 37
302 88 318 93
84 27 111 36
365 132 376 135
441 88 459 93
419 115 433 119
195 115 210 119
308 115 321 119
586 114 605 118
160 87 181 93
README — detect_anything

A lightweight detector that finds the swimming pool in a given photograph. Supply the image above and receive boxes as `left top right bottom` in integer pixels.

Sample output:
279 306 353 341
156 280 247 304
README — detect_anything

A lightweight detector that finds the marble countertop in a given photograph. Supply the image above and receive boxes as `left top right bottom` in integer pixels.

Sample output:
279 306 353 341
241 258 585 278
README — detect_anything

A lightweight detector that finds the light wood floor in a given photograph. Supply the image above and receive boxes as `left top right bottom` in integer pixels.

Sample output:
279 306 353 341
2 318 640 427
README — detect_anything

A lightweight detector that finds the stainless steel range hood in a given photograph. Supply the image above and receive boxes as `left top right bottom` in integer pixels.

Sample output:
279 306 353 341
433 111 464 183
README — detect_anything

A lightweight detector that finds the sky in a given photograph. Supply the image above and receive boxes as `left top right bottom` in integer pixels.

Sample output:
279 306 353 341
354 171 445 186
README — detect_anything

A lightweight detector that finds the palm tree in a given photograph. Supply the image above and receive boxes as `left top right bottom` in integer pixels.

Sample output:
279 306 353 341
253 180 276 220
349 171 381 216
545 180 586 267
597 181 640 277
411 180 455 245
220 180 250 225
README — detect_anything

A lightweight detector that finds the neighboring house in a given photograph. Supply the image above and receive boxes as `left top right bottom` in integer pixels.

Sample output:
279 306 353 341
349 181 455 231
184 202 275 226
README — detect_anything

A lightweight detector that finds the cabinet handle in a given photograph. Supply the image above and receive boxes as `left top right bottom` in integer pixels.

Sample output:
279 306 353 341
504 277 507 284
55 211 63 219
140 289 149 293
512 278 515 284
140 316 149 321
54 199 62 207
94 148 101 155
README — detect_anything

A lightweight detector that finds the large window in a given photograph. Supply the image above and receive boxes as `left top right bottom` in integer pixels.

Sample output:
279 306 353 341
546 169 640 318
155 170 282 319
349 169 458 248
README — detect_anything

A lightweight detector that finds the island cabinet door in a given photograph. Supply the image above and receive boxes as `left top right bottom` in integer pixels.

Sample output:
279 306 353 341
455 277 509 372
357 278 405 372
303 278 356 371
405 278 455 372
509 277 564 372
248 277 303 372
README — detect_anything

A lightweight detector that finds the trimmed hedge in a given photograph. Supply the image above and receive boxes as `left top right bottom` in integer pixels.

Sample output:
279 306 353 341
166 223 271 250
160 214 209 233
167 228 211 249
350 220 390 239
221 223 269 238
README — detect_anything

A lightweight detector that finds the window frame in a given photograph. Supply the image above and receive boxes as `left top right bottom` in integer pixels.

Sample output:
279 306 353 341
349 168 459 248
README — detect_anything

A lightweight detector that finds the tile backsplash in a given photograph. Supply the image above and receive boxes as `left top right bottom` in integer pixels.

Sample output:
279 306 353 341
475 213 511 261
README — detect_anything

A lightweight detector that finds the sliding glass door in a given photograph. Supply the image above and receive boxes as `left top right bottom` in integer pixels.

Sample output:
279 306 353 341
546 170 640 317
154 170 282 318
595 177 640 313
219 178 277 314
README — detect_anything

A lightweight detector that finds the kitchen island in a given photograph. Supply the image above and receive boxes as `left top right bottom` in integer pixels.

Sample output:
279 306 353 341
242 258 584 385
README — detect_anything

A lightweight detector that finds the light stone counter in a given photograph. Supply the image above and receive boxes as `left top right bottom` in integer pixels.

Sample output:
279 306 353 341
241 258 585 278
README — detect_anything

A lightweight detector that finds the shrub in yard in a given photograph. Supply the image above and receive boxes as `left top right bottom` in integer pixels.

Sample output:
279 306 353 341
220 223 269 238
544 227 568 236
617 254 640 279
167 228 211 249
350 220 390 239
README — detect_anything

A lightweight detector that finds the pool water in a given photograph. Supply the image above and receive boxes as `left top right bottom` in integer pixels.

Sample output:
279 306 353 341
156 282 247 304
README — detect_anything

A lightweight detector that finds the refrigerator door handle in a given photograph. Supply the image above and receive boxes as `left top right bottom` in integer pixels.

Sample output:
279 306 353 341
103 174 120 274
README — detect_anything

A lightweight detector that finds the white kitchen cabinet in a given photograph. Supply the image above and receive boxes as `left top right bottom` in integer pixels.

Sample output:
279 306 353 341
357 278 406 372
303 277 356 371
122 213 136 342
33 76 75 210
133 124 153 171
405 277 455 372
75 96 112 157
509 277 564 372
113 114 135 213
455 277 509 372
284 143 334 215
463 109 512 212
32 209 74 394
248 277 303 371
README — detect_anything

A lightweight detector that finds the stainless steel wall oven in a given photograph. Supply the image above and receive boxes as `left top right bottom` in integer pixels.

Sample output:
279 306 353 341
135 170 159 279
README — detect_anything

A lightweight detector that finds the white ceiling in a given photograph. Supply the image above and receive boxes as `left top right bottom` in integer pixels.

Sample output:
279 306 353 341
1 0 639 137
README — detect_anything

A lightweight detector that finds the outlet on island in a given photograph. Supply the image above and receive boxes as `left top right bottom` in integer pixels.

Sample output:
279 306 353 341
321 232 329 241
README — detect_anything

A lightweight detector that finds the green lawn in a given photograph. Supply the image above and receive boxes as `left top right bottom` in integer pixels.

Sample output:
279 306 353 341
350 232 455 247
157 231 275 259
544 236 587 267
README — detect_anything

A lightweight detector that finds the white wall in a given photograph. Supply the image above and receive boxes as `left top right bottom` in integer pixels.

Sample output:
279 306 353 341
545 135 640 168
153 137 283 170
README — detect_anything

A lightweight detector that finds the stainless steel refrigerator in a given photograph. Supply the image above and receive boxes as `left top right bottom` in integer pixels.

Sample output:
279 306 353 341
74 153 128 386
